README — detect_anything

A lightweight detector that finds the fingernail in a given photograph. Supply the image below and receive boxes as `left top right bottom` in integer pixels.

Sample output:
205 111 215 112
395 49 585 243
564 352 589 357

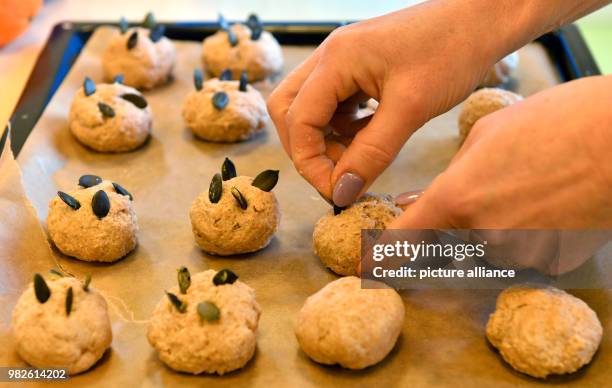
395 190 424 206
333 172 364 207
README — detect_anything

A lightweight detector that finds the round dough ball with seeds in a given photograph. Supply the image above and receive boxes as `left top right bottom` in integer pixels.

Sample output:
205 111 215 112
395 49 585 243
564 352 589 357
190 174 280 255
458 88 522 143
12 275 112 375
479 51 519 87
486 285 602 378
102 27 175 89
295 276 404 369
202 23 282 82
69 80 152 152
182 78 267 142
313 194 402 276
47 178 138 262
147 269 261 375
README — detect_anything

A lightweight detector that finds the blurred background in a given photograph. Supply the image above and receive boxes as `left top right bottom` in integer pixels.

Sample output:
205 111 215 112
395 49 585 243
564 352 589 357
0 0 610 129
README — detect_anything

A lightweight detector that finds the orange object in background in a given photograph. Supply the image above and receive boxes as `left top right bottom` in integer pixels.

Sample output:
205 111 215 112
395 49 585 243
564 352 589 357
0 0 43 46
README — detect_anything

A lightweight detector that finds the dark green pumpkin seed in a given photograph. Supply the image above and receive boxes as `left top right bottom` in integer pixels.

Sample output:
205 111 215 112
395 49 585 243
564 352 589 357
246 13 262 31
231 187 247 209
83 274 92 291
239 71 248 92
193 68 203 91
227 29 238 46
49 269 63 278
358 101 368 109
65 287 73 316
209 173 222 203
221 157 237 181
251 170 279 192
142 12 156 29
149 24 165 42
213 269 239 286
218 14 230 30
83 77 96 96
212 91 229 110
78 174 102 188
91 190 110 219
58 191 81 210
34 274 50 304
112 182 133 200
166 291 187 313
251 26 263 41
219 69 232 81
177 266 191 294
197 301 220 322
113 74 124 84
120 93 148 109
119 16 129 34
333 204 346 215
98 102 115 118
127 31 138 49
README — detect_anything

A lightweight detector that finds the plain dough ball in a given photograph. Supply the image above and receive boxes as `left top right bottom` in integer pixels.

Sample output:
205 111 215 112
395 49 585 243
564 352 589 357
47 180 138 262
458 88 522 142
486 285 602 378
69 82 152 152
147 269 261 375
190 176 280 255
202 23 283 82
12 276 112 375
479 51 519 87
295 276 404 370
102 27 175 89
313 194 402 276
182 78 267 142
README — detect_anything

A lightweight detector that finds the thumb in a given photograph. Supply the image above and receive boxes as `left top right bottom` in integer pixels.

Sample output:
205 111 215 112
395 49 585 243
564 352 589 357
331 83 428 206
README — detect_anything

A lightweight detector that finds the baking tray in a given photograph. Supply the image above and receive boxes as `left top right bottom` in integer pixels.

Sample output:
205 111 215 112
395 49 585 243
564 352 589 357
0 21 602 158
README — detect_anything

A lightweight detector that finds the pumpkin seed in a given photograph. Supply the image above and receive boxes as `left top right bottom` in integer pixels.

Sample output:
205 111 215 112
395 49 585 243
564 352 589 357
166 291 187 313
231 187 247 209
251 26 263 41
193 68 203 91
113 74 124 84
49 269 64 278
246 13 262 31
227 29 238 46
219 68 232 81
177 266 191 294
251 170 279 192
239 71 248 92
112 182 133 200
209 173 222 203
98 102 115 118
218 14 230 30
78 174 102 188
120 93 148 109
213 269 239 286
197 301 220 322
119 16 129 34
58 191 81 210
358 101 368 109
83 274 92 291
34 274 51 304
127 31 138 49
142 12 156 29
333 204 346 215
66 287 73 316
149 24 165 42
91 190 110 219
83 77 96 96
221 157 237 181
212 91 229 110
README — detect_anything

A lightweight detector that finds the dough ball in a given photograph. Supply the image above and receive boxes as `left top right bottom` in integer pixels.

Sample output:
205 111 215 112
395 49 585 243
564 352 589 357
47 179 138 262
147 269 261 375
479 51 519 87
295 276 405 370
69 81 152 152
458 88 522 142
202 23 282 82
182 78 267 142
313 194 402 276
486 285 602 378
190 176 280 255
102 27 175 89
12 275 112 375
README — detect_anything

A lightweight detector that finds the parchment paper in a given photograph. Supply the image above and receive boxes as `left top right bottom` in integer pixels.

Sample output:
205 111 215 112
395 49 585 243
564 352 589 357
1 27 610 387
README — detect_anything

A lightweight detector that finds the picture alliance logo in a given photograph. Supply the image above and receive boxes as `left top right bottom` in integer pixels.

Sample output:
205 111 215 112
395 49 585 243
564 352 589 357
371 240 488 262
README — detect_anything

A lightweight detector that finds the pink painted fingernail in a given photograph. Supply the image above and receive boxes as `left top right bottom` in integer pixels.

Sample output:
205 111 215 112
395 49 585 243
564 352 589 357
395 190 424 206
332 172 364 207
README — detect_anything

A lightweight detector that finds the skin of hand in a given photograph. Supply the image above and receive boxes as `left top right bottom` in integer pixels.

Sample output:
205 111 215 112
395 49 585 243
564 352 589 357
267 0 610 207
